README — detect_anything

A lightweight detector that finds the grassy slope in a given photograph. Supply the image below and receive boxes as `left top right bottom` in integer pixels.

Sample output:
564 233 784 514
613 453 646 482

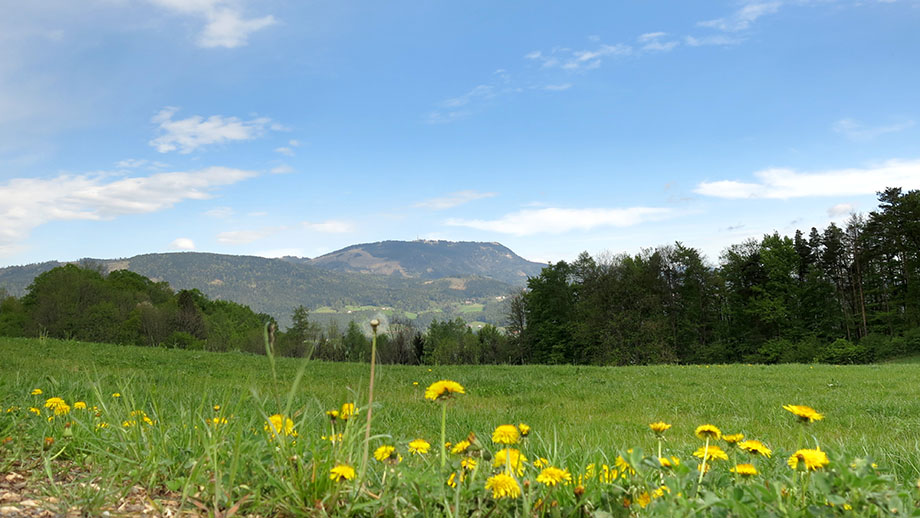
3 337 919 482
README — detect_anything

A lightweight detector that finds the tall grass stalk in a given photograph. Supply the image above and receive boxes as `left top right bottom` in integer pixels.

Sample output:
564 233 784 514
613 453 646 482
360 319 380 482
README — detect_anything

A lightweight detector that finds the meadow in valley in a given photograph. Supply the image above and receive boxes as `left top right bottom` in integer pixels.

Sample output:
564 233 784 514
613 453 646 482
1 336 919 516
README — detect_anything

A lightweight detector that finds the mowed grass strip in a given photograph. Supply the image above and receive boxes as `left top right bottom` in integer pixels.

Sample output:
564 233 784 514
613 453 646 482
2 336 919 484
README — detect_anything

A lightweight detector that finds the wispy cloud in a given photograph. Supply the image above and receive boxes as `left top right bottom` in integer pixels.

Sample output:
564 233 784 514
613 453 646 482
833 118 915 141
216 227 280 244
303 220 354 233
204 206 234 218
695 159 920 199
446 207 672 236
414 190 497 210
698 2 782 32
638 32 679 52
526 43 632 71
684 35 744 47
270 164 294 174
827 203 856 218
147 0 275 48
0 167 256 256
149 107 278 154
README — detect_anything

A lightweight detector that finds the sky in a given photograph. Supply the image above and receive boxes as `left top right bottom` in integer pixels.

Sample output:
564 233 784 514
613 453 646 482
1 0 919 267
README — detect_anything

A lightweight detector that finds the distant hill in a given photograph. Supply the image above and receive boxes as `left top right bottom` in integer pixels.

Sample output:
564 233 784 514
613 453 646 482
305 240 545 285
0 241 543 326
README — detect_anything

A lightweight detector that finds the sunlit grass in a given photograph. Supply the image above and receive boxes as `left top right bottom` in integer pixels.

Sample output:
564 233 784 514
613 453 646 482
2 336 918 516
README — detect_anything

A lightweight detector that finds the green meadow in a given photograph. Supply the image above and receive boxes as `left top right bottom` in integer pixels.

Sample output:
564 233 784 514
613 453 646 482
2 337 919 516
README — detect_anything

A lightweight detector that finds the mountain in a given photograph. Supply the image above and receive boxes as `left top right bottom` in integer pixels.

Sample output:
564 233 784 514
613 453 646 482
0 241 544 327
306 240 546 285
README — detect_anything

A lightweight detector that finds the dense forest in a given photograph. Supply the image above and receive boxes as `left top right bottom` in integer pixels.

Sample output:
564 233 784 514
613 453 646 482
506 187 920 365
1 188 918 365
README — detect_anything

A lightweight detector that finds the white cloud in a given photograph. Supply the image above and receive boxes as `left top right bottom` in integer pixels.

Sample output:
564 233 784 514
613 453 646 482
414 190 497 210
170 237 195 250
695 159 920 199
116 158 148 168
833 118 915 141
275 147 294 156
288 139 301 147
446 207 672 236
543 83 573 91
303 220 353 233
684 35 744 47
149 107 276 154
827 203 856 218
0 167 256 256
216 227 279 244
270 164 294 174
204 206 234 218
698 2 782 32
638 32 679 52
147 0 275 48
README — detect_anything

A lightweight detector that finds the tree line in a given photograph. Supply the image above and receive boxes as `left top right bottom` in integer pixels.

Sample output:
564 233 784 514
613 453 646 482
506 187 920 365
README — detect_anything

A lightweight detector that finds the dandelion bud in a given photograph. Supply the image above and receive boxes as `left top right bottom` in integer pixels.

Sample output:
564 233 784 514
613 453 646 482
573 485 585 498
43 437 55 449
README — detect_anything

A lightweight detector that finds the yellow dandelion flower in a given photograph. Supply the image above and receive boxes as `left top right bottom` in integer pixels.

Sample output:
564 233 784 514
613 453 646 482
112 393 121 398
649 421 672 434
658 456 680 468
536 467 572 487
45 398 71 415
208 417 228 426
265 414 295 438
408 438 431 455
788 448 830 471
325 409 339 420
693 445 729 461
493 448 527 476
492 424 520 445
339 402 356 420
600 464 618 483
637 491 651 509
96 422 108 429
31 388 43 395
783 404 823 423
213 405 221 411
731 463 758 477
424 380 465 401
652 485 671 499
738 440 772 457
447 472 463 488
518 423 531 437
29 407 41 416
44 397 65 409
485 473 521 499
723 433 744 444
695 424 721 440
533 457 549 469
73 401 86 410
374 445 400 463
615 451 636 475
461 457 477 470
143 416 154 426
329 464 355 482
451 440 471 454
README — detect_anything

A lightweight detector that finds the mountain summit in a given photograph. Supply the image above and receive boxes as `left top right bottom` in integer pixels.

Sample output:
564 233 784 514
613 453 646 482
305 240 546 285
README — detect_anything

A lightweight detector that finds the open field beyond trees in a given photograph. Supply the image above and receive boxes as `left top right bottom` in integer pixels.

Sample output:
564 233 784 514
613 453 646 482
1 337 919 516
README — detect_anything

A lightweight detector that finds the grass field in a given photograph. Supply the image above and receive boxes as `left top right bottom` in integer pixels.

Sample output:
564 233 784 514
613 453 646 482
1 337 918 516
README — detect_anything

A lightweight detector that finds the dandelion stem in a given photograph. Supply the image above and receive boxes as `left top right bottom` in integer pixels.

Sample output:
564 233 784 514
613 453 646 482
440 400 448 470
696 436 709 495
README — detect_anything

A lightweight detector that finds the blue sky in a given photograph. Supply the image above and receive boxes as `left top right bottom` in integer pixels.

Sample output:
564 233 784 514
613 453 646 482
2 0 919 267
